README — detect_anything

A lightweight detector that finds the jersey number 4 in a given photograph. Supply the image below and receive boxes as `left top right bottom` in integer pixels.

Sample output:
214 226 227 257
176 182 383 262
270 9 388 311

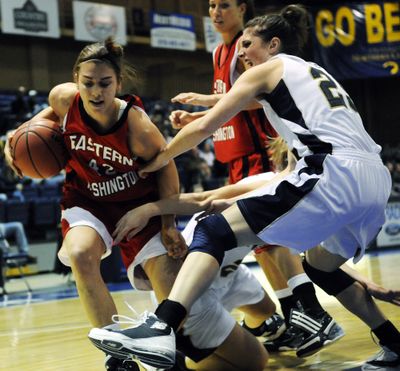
310 67 358 112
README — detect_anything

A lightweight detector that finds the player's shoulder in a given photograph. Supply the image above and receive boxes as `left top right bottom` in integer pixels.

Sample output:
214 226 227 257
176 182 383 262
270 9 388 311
49 82 77 116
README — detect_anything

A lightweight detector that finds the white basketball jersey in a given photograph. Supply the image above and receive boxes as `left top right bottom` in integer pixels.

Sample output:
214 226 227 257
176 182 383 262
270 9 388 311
259 54 381 158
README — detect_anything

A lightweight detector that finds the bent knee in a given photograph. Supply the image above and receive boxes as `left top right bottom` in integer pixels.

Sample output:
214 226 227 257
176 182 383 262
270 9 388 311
64 243 103 271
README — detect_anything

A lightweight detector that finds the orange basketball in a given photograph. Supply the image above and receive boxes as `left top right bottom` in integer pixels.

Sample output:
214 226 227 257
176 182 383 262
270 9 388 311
10 118 68 179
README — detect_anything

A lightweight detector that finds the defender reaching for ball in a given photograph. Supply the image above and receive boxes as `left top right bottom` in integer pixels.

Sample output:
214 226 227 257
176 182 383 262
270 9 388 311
88 6 400 370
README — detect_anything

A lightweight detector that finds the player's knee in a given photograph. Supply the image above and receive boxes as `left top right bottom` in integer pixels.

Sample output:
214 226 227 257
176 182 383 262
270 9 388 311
67 244 101 272
189 214 237 266
302 257 356 296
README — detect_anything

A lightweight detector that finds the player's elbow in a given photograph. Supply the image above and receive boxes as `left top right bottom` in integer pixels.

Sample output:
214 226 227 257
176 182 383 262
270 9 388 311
197 119 216 137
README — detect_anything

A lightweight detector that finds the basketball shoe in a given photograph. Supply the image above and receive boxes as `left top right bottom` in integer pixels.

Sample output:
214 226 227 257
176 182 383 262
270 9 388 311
89 311 176 369
263 325 307 352
361 343 400 370
105 355 140 370
105 350 189 371
242 313 286 341
290 309 345 357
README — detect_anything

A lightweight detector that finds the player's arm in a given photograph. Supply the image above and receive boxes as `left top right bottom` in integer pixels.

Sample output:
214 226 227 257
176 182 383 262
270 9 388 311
126 108 186 258
113 168 289 243
340 264 400 306
140 58 283 176
4 83 77 175
48 82 78 121
169 109 209 129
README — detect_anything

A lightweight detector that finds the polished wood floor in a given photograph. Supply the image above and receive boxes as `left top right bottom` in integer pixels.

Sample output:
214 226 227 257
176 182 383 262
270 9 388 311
1 249 399 371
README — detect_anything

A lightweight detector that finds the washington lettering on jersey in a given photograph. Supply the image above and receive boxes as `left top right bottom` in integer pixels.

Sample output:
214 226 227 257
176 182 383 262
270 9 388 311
214 79 227 94
213 126 235 142
69 134 134 166
87 171 139 197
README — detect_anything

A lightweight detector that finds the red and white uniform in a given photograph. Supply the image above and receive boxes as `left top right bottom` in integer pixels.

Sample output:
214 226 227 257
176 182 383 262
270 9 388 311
58 93 161 269
212 32 276 184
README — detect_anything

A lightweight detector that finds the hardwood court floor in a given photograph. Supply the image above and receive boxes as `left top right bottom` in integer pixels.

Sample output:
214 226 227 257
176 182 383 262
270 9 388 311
0 249 399 370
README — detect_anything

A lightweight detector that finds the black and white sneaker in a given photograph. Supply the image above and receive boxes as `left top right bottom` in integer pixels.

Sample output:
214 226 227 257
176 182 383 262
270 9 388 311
89 310 176 369
105 355 140 370
362 344 400 370
263 325 307 352
290 309 345 357
242 313 286 341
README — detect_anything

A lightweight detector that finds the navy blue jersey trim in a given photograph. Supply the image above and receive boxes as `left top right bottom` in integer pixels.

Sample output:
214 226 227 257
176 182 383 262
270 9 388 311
242 155 249 179
299 154 327 176
260 80 332 155
237 177 319 235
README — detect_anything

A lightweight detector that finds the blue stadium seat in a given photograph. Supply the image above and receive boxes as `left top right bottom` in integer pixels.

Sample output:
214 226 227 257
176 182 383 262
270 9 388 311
5 199 30 226
32 197 57 227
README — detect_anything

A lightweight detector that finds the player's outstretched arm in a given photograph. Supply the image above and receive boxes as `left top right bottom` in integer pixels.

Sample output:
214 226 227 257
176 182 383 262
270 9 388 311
169 109 208 129
341 264 400 306
139 59 282 177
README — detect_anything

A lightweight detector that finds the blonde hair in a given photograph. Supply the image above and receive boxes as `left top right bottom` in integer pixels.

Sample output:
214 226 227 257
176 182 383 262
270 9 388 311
267 136 296 171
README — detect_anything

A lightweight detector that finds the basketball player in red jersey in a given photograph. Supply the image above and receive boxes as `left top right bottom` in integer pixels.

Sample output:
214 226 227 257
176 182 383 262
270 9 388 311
170 0 343 353
4 35 183 357
4 38 271 371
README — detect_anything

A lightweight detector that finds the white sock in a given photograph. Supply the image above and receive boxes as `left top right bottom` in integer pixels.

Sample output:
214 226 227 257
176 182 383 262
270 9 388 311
275 287 293 299
287 273 311 291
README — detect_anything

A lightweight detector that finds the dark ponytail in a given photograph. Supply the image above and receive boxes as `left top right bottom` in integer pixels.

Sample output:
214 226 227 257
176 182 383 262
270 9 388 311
281 4 309 51
245 4 309 56
237 0 255 23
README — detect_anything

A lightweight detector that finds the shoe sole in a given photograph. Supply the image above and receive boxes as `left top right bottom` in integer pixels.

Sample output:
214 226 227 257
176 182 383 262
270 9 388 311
264 323 287 341
88 329 175 369
296 330 345 358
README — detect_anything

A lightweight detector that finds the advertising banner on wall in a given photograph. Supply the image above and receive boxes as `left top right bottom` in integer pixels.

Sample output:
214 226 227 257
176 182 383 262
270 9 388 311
151 12 196 51
376 198 400 248
73 1 127 45
310 2 400 79
203 16 222 53
0 0 60 38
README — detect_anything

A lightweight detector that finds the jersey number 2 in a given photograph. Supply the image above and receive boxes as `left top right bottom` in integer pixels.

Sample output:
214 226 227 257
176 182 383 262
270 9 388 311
310 67 357 112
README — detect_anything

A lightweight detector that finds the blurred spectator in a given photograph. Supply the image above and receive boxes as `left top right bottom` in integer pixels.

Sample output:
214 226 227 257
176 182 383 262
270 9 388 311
198 139 215 168
11 86 30 124
0 222 37 263
177 148 202 192
392 160 400 196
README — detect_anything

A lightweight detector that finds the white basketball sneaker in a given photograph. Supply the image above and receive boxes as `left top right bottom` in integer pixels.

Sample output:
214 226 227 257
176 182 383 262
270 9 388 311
362 344 400 370
89 310 176 369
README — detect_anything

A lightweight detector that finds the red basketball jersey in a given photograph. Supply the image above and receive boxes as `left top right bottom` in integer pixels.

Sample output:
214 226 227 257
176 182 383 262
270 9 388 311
61 93 161 268
212 33 276 182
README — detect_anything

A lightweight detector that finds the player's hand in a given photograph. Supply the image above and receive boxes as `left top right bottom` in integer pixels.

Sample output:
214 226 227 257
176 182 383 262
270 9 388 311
161 226 187 259
113 206 151 244
195 199 234 221
361 281 400 306
4 130 23 178
169 110 195 129
171 92 211 107
139 151 169 178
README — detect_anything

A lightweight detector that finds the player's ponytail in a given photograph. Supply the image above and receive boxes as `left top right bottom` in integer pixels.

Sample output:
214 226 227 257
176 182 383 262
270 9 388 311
280 4 309 52
245 4 309 56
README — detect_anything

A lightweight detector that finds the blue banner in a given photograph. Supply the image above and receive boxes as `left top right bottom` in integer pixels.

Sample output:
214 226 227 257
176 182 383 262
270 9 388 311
150 12 196 51
310 2 400 79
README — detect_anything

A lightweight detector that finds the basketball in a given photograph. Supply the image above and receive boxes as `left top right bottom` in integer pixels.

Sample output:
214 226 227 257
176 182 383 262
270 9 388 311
9 118 67 179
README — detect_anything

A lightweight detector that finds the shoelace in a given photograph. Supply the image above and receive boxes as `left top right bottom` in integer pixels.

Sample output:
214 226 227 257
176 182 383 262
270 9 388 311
111 301 150 328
